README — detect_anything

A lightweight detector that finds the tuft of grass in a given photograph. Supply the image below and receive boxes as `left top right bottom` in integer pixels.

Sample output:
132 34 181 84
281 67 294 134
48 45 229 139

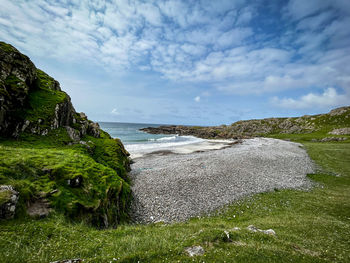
0 41 16 53
1 139 349 262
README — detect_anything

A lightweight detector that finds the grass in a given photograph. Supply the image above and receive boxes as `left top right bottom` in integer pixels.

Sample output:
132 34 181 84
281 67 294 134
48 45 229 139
1 138 349 262
0 130 131 227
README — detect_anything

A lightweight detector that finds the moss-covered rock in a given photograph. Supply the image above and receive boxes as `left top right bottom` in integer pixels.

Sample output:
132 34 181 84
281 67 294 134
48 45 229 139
0 42 131 227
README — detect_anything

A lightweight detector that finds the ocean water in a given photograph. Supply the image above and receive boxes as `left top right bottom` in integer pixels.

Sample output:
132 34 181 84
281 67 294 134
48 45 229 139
99 122 203 155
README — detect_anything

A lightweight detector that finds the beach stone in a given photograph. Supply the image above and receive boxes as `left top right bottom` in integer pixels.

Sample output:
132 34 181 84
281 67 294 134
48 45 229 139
185 246 204 257
0 185 19 219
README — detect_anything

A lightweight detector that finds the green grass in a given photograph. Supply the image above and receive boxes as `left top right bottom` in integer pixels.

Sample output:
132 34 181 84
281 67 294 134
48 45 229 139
1 139 349 262
23 70 67 124
0 130 131 227
0 41 16 53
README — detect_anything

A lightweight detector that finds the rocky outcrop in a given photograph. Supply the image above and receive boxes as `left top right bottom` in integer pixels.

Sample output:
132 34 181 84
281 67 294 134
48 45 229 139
0 42 37 135
329 127 350 135
0 41 100 141
0 185 19 219
141 106 350 139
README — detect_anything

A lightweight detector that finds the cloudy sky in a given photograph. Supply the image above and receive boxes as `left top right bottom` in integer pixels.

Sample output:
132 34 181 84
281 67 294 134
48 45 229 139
1 0 349 125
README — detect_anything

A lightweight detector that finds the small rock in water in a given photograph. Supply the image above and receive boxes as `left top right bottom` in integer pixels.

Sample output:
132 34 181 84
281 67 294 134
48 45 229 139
185 246 205 257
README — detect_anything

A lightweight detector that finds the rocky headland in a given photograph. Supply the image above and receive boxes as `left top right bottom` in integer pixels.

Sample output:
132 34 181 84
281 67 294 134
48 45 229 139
141 106 350 139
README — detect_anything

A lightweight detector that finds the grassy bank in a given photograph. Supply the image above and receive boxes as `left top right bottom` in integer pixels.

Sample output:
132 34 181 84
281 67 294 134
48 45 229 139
0 130 131 227
0 139 349 262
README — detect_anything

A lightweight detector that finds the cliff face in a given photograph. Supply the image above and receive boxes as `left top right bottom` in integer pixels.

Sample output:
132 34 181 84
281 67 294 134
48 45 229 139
0 42 131 228
141 106 350 139
0 41 99 140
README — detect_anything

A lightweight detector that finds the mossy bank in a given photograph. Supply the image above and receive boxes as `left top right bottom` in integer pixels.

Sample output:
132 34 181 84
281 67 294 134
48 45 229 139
0 41 131 227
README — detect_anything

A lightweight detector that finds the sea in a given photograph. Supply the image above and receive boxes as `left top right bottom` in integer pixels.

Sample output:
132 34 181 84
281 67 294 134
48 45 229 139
99 122 203 156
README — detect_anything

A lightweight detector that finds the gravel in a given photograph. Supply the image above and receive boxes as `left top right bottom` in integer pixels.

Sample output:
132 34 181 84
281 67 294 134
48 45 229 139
129 138 315 224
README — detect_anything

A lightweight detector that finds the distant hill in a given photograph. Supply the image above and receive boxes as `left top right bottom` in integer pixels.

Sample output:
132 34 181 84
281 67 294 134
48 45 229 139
141 106 350 140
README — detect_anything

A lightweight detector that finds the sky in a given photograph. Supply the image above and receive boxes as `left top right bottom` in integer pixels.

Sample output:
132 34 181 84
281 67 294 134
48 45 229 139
0 0 349 125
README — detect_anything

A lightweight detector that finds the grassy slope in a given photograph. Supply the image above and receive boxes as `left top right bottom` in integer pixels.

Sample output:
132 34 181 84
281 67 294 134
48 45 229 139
0 137 349 262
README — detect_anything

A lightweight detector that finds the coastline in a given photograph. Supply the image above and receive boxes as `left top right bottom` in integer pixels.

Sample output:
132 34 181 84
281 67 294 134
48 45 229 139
125 136 240 159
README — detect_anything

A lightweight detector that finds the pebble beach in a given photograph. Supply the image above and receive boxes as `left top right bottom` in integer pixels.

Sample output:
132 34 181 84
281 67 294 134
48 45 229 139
129 137 315 224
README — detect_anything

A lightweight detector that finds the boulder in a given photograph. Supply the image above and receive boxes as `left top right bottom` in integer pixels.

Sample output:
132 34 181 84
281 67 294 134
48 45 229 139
185 246 204 257
0 185 19 219
27 198 52 218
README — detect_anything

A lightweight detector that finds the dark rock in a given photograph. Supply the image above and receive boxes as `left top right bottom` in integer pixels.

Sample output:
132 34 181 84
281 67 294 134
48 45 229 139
87 122 101 138
52 98 76 129
67 176 83 187
0 185 19 219
0 41 102 141
0 42 37 136
27 198 51 218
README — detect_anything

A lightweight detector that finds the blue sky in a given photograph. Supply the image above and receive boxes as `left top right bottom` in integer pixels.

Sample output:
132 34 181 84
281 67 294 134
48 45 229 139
0 0 349 125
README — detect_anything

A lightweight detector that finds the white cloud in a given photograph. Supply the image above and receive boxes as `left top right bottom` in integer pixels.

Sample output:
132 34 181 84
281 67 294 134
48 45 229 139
271 88 349 109
194 96 201 102
0 0 349 103
111 108 120 115
215 27 252 49
136 2 163 26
